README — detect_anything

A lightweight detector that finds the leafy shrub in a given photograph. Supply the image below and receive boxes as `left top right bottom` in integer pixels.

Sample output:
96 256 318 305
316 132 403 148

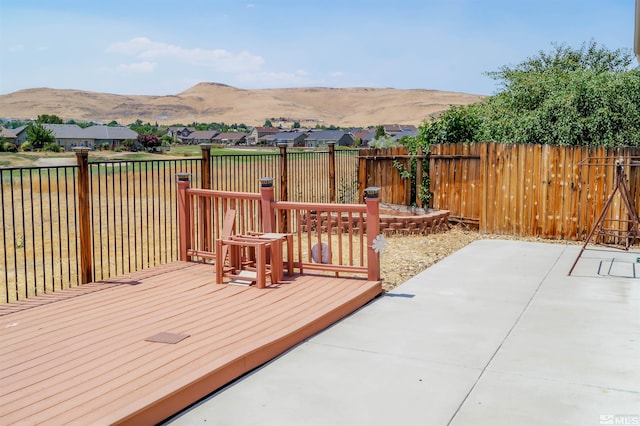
20 141 33 151
122 139 135 150
137 133 161 150
368 135 397 148
418 40 640 147
2 141 18 152
42 142 63 152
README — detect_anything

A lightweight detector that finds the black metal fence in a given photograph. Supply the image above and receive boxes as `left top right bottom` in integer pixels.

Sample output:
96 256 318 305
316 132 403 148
88 159 201 282
1 146 359 303
1 166 79 303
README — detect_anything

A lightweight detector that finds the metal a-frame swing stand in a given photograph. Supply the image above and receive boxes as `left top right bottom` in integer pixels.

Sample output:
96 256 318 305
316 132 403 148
568 158 640 276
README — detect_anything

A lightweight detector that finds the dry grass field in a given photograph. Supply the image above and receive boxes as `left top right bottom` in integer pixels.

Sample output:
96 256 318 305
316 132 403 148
0 83 484 127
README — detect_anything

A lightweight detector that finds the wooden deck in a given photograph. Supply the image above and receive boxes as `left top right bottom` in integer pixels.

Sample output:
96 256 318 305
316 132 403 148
0 262 381 425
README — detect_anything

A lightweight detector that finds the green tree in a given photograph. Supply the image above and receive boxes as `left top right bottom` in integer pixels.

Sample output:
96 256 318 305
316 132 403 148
264 119 273 128
482 41 640 146
26 122 56 149
374 125 386 139
417 40 640 147
36 114 64 124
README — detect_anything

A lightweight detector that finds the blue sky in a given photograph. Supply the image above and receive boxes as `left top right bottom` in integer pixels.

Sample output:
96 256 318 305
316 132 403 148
0 0 636 96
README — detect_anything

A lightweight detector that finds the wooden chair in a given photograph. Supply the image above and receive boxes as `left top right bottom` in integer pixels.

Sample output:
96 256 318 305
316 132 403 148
217 208 236 269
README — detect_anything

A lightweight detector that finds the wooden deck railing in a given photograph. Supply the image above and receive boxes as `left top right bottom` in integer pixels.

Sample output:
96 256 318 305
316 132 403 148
177 174 262 262
177 175 381 281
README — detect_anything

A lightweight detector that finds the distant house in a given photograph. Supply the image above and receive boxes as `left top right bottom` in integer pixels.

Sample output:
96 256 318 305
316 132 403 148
383 124 417 136
1 127 17 142
165 127 196 143
351 130 375 146
14 124 89 150
82 126 138 150
267 131 308 147
247 127 280 145
13 124 139 151
304 130 354 148
392 130 418 141
181 130 219 145
212 132 247 145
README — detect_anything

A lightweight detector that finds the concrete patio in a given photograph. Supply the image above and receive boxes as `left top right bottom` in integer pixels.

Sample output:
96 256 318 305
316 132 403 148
165 240 640 426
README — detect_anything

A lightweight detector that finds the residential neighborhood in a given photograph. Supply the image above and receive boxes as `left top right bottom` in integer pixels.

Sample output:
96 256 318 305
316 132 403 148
162 124 417 148
5 123 138 151
1 121 417 152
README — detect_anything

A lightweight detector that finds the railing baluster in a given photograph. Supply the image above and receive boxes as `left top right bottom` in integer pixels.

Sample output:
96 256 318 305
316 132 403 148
1 170 8 302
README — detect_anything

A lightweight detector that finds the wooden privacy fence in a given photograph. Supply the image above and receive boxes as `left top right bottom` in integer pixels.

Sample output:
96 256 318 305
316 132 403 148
430 142 640 240
358 147 426 205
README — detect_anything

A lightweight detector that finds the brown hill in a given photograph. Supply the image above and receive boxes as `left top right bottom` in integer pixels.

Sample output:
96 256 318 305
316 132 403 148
0 83 485 127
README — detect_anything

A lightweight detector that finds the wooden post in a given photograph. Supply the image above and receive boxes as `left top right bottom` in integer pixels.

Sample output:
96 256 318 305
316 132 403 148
358 150 368 202
74 147 93 284
200 144 212 251
365 186 381 281
416 147 423 207
278 143 288 232
328 141 336 203
260 177 275 233
480 142 489 233
200 143 212 189
177 173 191 261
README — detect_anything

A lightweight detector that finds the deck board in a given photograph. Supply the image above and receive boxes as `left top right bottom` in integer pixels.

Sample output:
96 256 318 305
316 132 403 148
0 261 381 425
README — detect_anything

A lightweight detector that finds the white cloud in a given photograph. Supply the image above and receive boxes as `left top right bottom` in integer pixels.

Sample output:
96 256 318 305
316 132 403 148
330 71 344 78
8 44 24 52
107 37 264 72
117 61 157 73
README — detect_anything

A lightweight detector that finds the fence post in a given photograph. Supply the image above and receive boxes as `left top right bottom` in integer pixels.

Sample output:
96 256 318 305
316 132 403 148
365 186 381 281
358 149 368 202
177 173 191 261
200 143 212 251
200 143 212 189
74 147 93 284
328 142 336 203
260 177 275 233
278 143 288 232
416 147 423 207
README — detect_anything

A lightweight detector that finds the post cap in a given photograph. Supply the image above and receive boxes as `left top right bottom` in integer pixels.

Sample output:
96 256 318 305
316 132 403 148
73 146 91 155
260 177 274 188
176 172 191 182
199 143 212 149
364 186 380 199
277 142 288 148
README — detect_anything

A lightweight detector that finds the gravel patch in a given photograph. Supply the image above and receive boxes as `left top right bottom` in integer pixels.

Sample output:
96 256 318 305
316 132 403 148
379 226 576 292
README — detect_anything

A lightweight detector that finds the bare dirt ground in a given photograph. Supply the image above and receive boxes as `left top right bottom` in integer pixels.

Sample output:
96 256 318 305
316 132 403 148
379 226 575 292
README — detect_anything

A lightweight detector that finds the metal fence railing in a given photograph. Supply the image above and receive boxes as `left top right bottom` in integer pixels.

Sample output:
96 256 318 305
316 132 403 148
88 159 201 282
1 145 359 303
1 166 80 303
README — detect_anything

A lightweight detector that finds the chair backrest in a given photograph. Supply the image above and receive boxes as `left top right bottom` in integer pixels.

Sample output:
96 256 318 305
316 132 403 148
219 208 236 265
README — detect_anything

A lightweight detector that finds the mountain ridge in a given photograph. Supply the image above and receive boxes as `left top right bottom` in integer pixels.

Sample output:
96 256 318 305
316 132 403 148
0 83 485 127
